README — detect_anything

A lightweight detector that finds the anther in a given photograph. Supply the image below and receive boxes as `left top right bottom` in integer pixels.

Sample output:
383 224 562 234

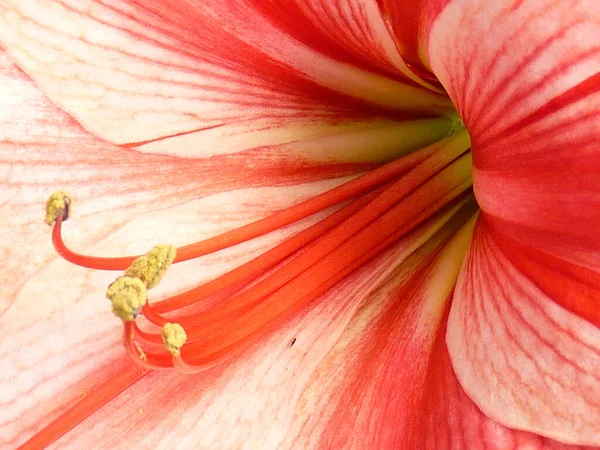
161 323 187 356
44 191 72 226
106 276 147 321
125 245 176 289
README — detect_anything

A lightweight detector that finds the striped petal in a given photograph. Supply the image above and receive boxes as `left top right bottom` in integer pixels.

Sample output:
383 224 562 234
0 0 453 160
427 0 600 444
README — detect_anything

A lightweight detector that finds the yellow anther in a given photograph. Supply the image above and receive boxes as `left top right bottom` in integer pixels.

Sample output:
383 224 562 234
106 276 147 321
124 244 176 289
44 191 72 226
161 323 187 356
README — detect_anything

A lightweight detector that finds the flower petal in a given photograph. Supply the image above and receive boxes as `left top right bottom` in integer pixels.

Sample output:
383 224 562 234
419 311 597 450
0 0 452 158
448 222 600 445
427 0 600 442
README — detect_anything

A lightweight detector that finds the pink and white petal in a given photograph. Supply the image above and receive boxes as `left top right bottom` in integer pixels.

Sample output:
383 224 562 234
0 0 452 156
427 0 600 443
24 197 470 449
277 208 477 449
428 0 600 274
419 313 597 450
447 222 600 445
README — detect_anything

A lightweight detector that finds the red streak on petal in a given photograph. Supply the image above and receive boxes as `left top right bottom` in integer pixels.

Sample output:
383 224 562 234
479 72 600 149
487 220 600 327
17 364 148 450
377 0 449 74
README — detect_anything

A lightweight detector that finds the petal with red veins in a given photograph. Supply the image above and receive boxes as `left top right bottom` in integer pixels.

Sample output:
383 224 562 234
447 222 600 445
419 311 597 450
0 0 453 156
427 0 600 443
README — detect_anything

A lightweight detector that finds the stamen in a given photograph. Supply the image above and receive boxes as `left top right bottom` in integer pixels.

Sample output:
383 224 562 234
150 185 386 315
106 276 147 321
161 323 187 356
174 155 473 364
129 155 473 366
125 244 176 289
122 322 171 370
49 134 467 271
44 191 71 226
159 151 472 333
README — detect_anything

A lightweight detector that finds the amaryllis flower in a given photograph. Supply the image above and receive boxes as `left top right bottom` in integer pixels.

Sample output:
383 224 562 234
1 0 598 448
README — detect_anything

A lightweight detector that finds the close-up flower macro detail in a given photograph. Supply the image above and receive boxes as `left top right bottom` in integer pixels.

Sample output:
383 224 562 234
0 0 599 449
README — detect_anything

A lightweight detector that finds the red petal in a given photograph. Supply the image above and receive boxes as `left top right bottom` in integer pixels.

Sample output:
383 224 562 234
427 0 600 443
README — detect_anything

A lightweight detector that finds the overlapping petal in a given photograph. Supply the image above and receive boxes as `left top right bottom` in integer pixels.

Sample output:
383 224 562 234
427 0 600 443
